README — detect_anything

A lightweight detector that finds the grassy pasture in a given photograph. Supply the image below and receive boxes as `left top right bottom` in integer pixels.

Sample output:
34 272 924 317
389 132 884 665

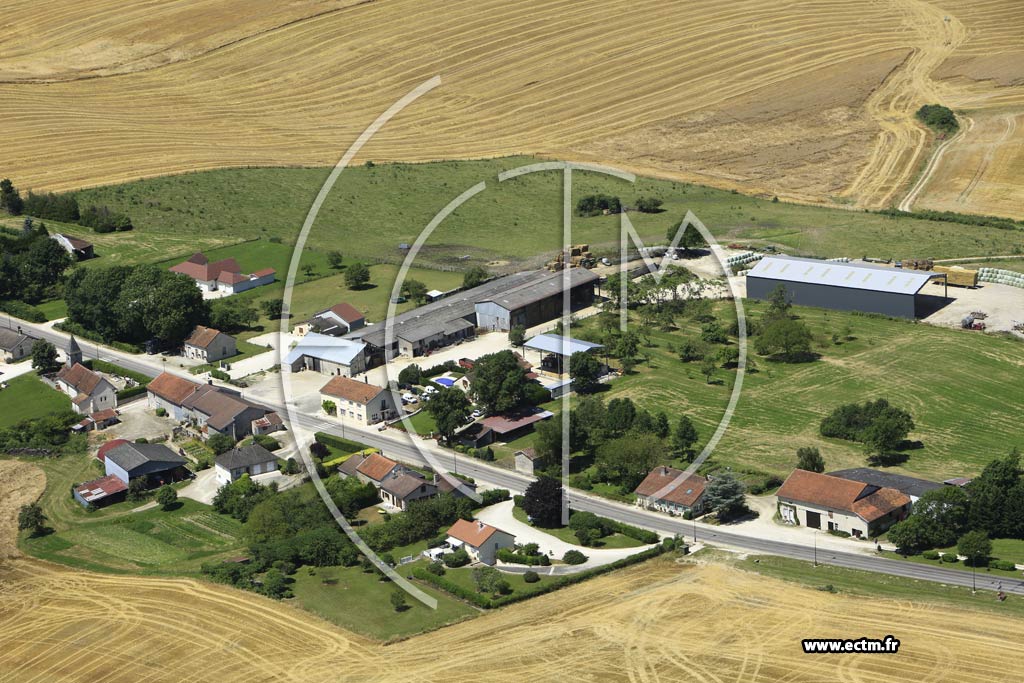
289 563 476 642
23 496 245 575
574 298 1023 483
0 374 70 428
72 159 1024 274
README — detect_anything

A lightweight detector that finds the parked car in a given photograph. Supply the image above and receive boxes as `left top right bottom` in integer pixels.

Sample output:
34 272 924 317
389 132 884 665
600 257 612 266
470 409 483 419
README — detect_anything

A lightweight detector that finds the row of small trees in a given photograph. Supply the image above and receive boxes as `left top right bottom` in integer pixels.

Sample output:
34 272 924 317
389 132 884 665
0 178 132 232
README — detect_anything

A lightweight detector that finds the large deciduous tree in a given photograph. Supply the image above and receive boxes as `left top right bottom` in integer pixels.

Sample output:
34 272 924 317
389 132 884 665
595 433 663 491
470 350 528 413
426 387 472 444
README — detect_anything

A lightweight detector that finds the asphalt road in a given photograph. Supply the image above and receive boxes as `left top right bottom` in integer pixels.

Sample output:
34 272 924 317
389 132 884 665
9 313 1023 597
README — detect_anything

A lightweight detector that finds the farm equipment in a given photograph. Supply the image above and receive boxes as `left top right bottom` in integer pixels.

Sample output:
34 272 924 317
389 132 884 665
961 315 986 331
546 244 596 270
900 258 934 271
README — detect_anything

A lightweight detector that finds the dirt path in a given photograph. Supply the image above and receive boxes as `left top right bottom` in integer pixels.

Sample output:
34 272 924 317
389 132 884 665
898 115 973 212
845 0 966 208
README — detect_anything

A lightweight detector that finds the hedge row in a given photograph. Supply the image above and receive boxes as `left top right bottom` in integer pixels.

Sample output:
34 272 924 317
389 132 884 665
116 385 148 401
496 548 551 566
314 432 370 455
414 544 668 609
0 300 47 323
91 359 151 386
604 519 659 545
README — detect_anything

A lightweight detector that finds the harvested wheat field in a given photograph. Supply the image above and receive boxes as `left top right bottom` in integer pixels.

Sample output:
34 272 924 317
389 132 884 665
3 552 1024 682
1 0 1022 212
3 462 1024 681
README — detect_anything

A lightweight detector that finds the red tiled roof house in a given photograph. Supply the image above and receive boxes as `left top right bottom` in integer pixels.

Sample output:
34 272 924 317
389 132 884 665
776 469 911 539
633 466 708 516
183 325 237 363
446 519 515 565
169 252 275 295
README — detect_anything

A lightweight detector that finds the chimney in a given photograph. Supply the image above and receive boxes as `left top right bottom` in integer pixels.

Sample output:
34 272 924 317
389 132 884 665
477 521 485 530
662 466 669 475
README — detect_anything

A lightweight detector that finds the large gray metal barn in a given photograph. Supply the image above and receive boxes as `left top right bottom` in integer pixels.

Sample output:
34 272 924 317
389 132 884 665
746 256 946 318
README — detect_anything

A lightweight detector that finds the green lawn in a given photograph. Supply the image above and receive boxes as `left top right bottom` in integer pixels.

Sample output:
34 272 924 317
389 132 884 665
288 563 477 642
400 409 437 436
880 550 1021 578
439 563 552 600
71 159 1024 276
0 374 71 427
22 497 245 576
575 299 1024 483
510 505 644 549
34 298 68 320
738 554 1024 618
991 539 1024 565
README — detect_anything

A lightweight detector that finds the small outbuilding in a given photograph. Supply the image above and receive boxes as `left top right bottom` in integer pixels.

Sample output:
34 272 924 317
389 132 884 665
103 441 190 487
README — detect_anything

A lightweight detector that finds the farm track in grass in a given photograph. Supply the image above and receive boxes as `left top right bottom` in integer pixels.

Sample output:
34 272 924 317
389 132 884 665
2 0 1022 214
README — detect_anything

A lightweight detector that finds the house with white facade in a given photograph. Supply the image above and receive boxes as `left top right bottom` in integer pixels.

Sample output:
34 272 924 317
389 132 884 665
446 519 515 565
0 327 37 362
147 372 281 440
214 444 279 485
319 376 398 425
183 326 237 363
633 466 708 516
103 441 190 487
293 302 365 337
55 359 117 415
169 252 275 295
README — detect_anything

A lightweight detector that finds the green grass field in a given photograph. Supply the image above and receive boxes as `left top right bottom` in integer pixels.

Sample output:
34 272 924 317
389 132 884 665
22 496 245 575
879 550 1021 578
510 505 644 549
574 298 1022 483
737 554 1024 618
289 563 476 642
69 158 1023 275
0 374 70 427
946 258 1024 274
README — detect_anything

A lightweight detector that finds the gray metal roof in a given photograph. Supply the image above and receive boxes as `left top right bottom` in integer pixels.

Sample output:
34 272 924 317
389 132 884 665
284 333 366 366
746 256 941 295
524 333 603 356
828 468 943 499
474 268 599 312
105 442 187 477
346 270 553 348
216 444 277 470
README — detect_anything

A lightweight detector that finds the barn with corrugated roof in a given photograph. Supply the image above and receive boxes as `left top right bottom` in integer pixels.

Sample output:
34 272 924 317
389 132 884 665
746 256 947 319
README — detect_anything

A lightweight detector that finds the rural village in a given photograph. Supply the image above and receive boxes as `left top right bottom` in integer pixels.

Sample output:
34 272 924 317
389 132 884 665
1 2 1024 682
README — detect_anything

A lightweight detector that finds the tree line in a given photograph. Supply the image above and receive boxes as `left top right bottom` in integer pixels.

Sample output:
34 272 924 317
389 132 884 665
888 449 1024 567
0 223 72 304
1 178 133 232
